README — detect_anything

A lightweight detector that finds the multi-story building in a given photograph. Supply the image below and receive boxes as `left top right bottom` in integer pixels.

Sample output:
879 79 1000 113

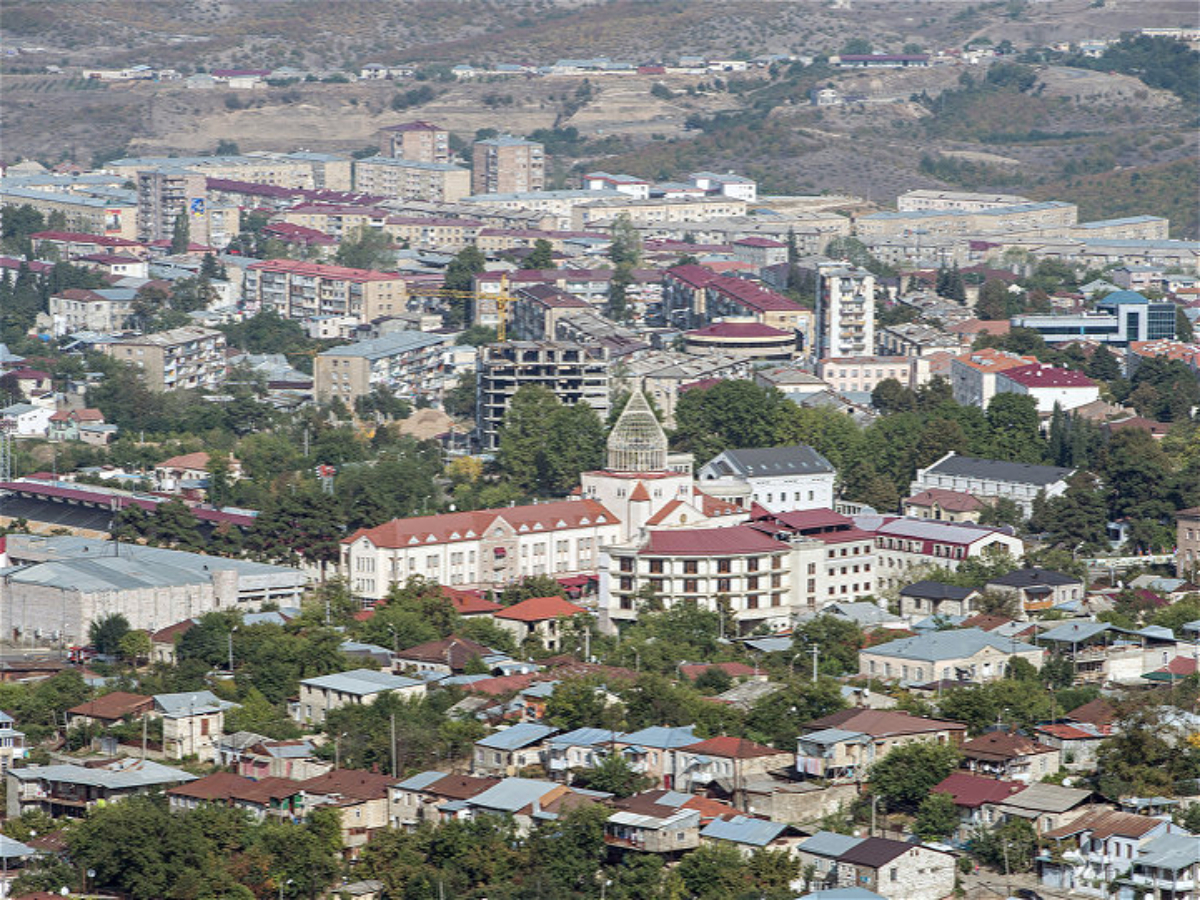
689 171 758 202
242 259 407 323
572 196 749 231
994 363 1100 414
1038 810 1185 898
314 331 448 405
796 710 968 783
0 185 139 240
950 349 1039 408
0 712 26 774
584 172 651 199
8 759 196 819
863 516 1026 590
107 154 318 188
102 326 227 392
1013 290 1176 347
856 201 1078 239
508 285 593 341
1178 507 1200 580
275 204 391 239
897 190 1033 212
858 628 1045 685
475 342 609 452
661 265 811 335
341 498 621 598
379 121 452 164
472 136 545 195
682 320 797 361
295 669 425 726
46 287 137 337
910 452 1074 518
817 356 914 395
697 446 836 512
136 169 240 248
814 263 876 360
384 216 483 251
353 156 471 203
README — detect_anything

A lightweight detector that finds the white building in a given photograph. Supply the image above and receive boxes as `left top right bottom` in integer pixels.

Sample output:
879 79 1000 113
856 515 1026 591
295 669 426 725
689 172 757 203
0 403 51 437
814 263 875 360
994 363 1100 414
950 349 1039 409
696 446 836 513
909 452 1074 518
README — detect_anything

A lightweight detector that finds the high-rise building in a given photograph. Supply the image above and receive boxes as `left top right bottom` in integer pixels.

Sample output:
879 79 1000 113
814 263 876 359
378 121 451 164
352 156 470 203
136 169 239 249
472 136 545 195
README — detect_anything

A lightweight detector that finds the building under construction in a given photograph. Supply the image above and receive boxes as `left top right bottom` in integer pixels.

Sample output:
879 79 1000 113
475 341 610 452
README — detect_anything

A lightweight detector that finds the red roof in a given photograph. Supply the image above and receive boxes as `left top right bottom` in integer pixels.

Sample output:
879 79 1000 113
262 222 339 246
495 596 585 623
1147 655 1198 677
1067 698 1116 727
463 673 539 696
629 481 651 502
445 587 502 616
247 259 401 283
904 488 984 513
686 321 792 339
1036 723 1105 740
642 524 784 556
692 487 742 518
31 231 140 247
734 237 787 248
67 692 153 721
932 772 1023 808
345 499 617 548
680 661 760 681
1000 363 1096 389
299 769 393 802
681 735 786 759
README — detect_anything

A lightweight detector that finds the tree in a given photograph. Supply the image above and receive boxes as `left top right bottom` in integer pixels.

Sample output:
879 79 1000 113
523 238 554 270
443 370 477 420
608 213 641 266
871 378 917 414
574 752 650 797
170 212 191 255
976 279 1017 320
118 630 152 665
1085 344 1121 381
986 393 1043 462
442 245 486 326
1178 306 1194 342
608 262 633 321
794 615 864 675
89 613 130 655
1033 471 1108 549
745 678 847 748
676 843 751 900
916 792 960 841
334 226 393 271
971 818 1038 873
870 741 961 811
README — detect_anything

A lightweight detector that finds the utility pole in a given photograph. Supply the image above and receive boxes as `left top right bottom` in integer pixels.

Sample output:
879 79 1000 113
390 712 397 778
809 645 819 681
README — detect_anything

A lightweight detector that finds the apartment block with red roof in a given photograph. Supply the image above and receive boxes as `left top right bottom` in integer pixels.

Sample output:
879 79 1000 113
995 363 1100 414
242 258 407 323
949 348 1039 408
341 499 621 599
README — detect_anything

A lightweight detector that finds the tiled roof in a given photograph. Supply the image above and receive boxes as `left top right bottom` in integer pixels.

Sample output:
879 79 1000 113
495 596 585 622
66 692 153 721
167 772 301 804
904 488 984 512
681 736 786 759
961 730 1056 761
932 772 1024 808
804 709 966 738
686 321 791 339
1067 698 1117 727
300 769 394 802
1043 809 1165 841
247 259 400 283
679 662 758 681
395 636 493 668
641 525 786 557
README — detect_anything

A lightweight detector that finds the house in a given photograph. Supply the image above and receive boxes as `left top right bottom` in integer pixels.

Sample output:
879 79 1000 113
150 618 197 665
909 451 1074 517
1038 809 1184 897
166 772 304 821
673 736 793 799
1127 832 1200 900
931 772 1024 844
7 758 196 818
48 408 106 443
606 793 702 854
613 725 702 789
950 348 1038 409
388 771 500 828
294 669 426 725
796 710 967 783
300 769 394 859
393 636 495 675
65 691 154 728
472 723 558 776
0 404 51 437
1034 698 1117 769
234 738 332 781
995 363 1100 414
986 782 1097 835
902 488 985 523
493 596 586 652
154 451 242 492
858 628 1044 685
796 831 956 900
959 729 1061 783
897 581 981 620
697 445 836 512
985 568 1083 618
699 815 801 856
0 712 26 773
459 776 584 833
545 728 626 781
154 690 238 762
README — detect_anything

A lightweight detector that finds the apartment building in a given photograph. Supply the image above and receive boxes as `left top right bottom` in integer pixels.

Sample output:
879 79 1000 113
342 498 621 598
275 204 391 239
572 196 749 230
0 185 138 240
697 446 836 512
814 264 876 359
817 356 914 394
102 326 227 392
46 287 137 337
136 169 240 248
897 190 1033 212
994 363 1100 414
353 156 471 203
910 452 1074 517
856 201 1078 239
1013 290 1176 347
1178 507 1200 580
378 121 452 163
950 349 1039 408
859 628 1044 685
862 516 1026 591
475 342 610 451
106 154 317 188
661 265 811 334
384 216 483 251
242 259 407 323
472 136 545 195
314 331 448 405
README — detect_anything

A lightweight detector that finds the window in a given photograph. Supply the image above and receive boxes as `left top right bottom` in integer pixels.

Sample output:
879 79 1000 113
747 557 760 572
717 578 731 592
717 559 732 574
620 577 633 591
889 868 898 883
808 563 817 575
748 576 759 590
772 573 782 588
747 595 759 609
649 559 664 574
684 560 699 574
771 556 782 570
684 579 698 593
620 557 634 572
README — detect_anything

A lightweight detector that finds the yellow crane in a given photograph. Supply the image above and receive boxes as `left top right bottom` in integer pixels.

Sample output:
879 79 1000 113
407 273 517 341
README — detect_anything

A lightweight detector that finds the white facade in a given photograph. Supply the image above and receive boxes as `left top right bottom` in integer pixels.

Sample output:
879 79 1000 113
696 447 837 514
863 517 1026 591
0 404 51 437
910 452 1073 518
818 356 914 395
949 351 1038 409
994 373 1101 414
815 264 875 359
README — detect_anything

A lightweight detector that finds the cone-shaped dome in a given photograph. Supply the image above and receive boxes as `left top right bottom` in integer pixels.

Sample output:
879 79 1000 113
607 390 667 472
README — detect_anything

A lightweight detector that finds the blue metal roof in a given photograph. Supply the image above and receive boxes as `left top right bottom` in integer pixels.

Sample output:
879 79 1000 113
798 830 865 858
701 815 788 846
394 770 446 791
867 628 1039 661
619 725 700 749
300 669 423 695
795 889 886 900
475 722 557 751
547 727 626 748
468 777 559 812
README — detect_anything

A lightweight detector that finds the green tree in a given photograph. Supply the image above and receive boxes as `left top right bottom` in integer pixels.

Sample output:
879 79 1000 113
916 791 960 841
334 225 393 271
870 742 961 811
976 278 1018 320
971 818 1038 873
745 678 847 748
676 843 751 899
523 238 554 270
118 629 152 665
1085 345 1121 381
871 378 917 414
609 213 642 266
986 393 1043 462
442 245 486 326
574 752 651 797
89 613 130 655
794 615 864 675
170 212 191 255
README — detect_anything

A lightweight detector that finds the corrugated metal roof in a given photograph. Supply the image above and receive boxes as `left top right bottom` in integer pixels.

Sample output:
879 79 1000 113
701 815 787 846
394 770 446 791
799 831 865 857
300 669 423 696
476 723 557 751
468 777 559 812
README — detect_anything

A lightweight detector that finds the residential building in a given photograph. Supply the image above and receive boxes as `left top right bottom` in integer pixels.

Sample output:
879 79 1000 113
378 121 451 163
700 815 801 856
960 730 1061 783
393 636 495 676
508 284 593 341
166 772 304 821
909 452 1074 518
46 287 137 337
341 498 621 599
242 259 408 323
353 157 471 203
858 628 1045 685
155 690 237 762
931 772 1025 844
48 408 107 443
1034 699 1117 770
545 728 627 780
697 446 836 512
313 331 448 405
815 264 876 360
101 326 227 392
475 342 609 451
796 710 967 783
897 190 1033 213
606 793 702 854
817 356 914 395
612 726 703 789
1038 809 1184 897
389 771 500 828
897 581 981 620
673 736 793 799
384 216 483 251
0 403 51 437
493 596 586 652
66 691 154 728
995 363 1100 413
985 568 1083 618
234 738 332 781
1013 290 1176 347
0 712 26 773
752 507 880 609
950 349 1039 408
300 769 394 859
472 136 545 194
856 201 1077 239
584 172 651 199
862 516 1025 590
473 723 558 776
689 171 758 202
985 782 1097 835
294 669 426 725
731 236 787 268
796 831 956 900
1179 507 1200 580
661 266 811 334
902 489 985 523
682 320 798 361
1126 832 1200 900
7 758 197 818
572 195 749 231
0 185 139 240
276 204 390 239
136 169 239 248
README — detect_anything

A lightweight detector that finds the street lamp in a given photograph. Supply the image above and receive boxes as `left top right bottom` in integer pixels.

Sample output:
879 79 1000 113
227 625 238 674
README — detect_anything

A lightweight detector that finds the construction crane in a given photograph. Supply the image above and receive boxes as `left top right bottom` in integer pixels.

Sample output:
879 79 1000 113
408 273 518 341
